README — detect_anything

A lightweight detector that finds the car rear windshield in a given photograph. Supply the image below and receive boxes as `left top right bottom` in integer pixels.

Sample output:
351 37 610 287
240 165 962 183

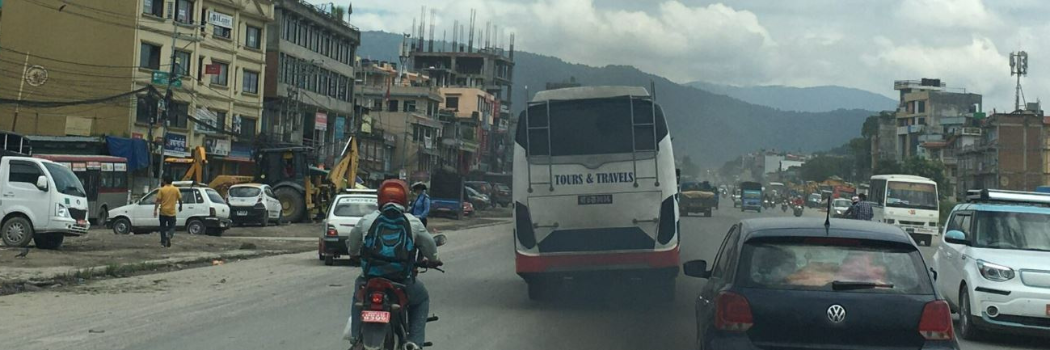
206 189 226 203
740 237 932 294
332 197 377 217
229 187 261 197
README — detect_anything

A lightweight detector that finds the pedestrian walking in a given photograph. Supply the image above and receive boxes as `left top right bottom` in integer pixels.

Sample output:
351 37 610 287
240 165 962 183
153 177 183 247
854 193 874 221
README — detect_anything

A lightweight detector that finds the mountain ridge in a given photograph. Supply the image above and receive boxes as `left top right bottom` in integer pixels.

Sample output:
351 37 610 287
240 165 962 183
686 81 897 113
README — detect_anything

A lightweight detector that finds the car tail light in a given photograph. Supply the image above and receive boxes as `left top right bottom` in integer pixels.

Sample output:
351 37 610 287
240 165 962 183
209 207 216 217
918 301 953 341
715 291 753 332
326 225 338 237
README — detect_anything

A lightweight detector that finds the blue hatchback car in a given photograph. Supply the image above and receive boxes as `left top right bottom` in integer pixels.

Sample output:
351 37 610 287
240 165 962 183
684 218 958 350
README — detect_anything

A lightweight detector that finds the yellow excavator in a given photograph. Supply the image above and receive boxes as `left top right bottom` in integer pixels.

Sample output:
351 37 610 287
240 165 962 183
170 137 361 222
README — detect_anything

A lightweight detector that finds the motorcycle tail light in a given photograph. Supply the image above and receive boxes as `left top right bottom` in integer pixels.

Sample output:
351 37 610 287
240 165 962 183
370 292 385 310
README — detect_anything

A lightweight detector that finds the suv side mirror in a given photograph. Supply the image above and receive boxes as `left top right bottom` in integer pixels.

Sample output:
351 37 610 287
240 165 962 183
35 175 49 191
683 259 710 279
944 230 969 245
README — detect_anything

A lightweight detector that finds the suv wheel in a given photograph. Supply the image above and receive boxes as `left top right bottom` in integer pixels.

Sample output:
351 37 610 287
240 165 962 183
958 288 984 340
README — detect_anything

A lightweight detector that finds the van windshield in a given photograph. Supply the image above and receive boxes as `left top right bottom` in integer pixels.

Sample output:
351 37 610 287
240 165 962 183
973 211 1050 251
43 163 86 197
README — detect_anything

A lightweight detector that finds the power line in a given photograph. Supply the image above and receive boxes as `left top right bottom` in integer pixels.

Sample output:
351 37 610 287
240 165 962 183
0 86 153 108
0 46 166 70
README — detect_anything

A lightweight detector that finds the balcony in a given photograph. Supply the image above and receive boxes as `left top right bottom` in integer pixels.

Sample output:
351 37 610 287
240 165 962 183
897 125 924 135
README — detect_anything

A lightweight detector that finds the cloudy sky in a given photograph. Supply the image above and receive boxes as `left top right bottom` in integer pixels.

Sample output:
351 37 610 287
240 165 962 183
333 0 1049 111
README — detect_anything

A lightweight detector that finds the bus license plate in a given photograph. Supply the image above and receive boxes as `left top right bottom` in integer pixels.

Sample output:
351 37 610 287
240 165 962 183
361 310 390 324
578 194 613 205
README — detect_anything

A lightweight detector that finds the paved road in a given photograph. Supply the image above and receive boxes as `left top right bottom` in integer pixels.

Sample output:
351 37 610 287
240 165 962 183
0 208 1044 349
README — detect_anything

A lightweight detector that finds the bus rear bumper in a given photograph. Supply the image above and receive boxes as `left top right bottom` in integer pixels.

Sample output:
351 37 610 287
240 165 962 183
515 246 680 277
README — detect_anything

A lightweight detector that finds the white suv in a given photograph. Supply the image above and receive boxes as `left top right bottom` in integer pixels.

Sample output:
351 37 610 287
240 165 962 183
227 183 282 226
108 182 232 236
933 189 1050 340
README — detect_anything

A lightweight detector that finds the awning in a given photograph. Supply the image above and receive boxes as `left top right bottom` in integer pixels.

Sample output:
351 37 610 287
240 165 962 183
106 136 150 170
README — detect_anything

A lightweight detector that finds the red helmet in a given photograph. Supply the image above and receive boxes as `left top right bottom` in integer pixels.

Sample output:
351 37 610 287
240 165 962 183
378 179 409 207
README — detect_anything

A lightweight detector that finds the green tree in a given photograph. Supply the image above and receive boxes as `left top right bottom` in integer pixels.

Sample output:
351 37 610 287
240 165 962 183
800 156 852 182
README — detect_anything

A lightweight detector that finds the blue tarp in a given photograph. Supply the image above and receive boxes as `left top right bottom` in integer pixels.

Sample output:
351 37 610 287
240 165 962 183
106 136 150 171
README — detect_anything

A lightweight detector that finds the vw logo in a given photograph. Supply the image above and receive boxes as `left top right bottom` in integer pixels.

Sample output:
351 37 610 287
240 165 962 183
827 304 847 323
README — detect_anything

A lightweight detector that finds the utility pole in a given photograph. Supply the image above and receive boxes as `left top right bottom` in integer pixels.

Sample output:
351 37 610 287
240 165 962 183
398 34 412 179
10 51 30 131
157 21 203 187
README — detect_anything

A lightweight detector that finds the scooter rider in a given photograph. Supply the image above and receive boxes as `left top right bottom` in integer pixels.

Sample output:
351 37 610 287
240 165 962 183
345 179 442 349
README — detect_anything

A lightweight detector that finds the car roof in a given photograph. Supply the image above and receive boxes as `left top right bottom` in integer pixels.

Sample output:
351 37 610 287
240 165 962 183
230 183 266 188
952 202 1050 214
740 217 914 245
335 193 377 199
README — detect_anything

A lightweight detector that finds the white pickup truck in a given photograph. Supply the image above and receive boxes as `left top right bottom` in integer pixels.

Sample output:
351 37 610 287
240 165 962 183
1 132 90 249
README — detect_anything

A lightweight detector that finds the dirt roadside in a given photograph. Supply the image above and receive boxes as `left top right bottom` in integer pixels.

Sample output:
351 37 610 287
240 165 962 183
0 208 510 295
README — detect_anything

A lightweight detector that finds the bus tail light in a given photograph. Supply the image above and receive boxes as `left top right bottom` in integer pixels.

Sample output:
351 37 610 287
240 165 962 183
514 202 536 249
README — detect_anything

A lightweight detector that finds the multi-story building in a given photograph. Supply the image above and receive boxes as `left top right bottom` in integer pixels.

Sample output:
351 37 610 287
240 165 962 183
0 0 273 191
892 79 982 160
957 110 1045 195
438 87 497 174
357 60 443 180
262 0 359 166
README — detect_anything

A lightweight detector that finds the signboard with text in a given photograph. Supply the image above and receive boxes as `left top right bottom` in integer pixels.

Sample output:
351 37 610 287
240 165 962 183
205 138 231 156
164 133 189 157
208 11 233 28
315 111 328 131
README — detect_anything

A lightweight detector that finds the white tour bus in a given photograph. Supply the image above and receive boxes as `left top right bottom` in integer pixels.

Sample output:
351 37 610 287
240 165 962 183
869 174 940 246
513 86 679 301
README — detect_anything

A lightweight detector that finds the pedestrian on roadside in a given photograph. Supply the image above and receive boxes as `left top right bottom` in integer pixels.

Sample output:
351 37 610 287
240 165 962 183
410 182 431 227
153 177 183 247
843 196 860 219
854 193 874 221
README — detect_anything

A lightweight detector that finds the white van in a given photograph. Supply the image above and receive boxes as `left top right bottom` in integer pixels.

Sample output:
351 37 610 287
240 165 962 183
1 134 90 249
513 86 680 300
869 174 940 246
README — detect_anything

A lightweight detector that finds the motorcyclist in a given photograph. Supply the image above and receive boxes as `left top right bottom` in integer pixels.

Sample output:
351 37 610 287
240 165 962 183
345 179 441 349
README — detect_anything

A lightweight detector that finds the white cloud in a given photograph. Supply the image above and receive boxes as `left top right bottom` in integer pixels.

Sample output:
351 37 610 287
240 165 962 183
896 0 1000 29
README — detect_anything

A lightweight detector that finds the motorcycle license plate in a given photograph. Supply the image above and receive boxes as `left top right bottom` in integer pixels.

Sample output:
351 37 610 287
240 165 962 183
361 310 391 324
236 211 248 216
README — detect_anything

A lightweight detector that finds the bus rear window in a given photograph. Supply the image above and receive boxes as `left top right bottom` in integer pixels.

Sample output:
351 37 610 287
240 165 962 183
516 98 668 156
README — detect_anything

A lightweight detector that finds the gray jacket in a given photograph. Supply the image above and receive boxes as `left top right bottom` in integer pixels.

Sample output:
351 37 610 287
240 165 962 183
346 209 439 262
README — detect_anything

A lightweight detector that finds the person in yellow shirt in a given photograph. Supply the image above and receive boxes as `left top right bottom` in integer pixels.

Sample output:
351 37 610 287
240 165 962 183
153 177 183 247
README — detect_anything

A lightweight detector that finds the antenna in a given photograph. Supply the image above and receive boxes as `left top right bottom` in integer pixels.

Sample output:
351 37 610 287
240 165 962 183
824 195 832 228
1011 51 1029 112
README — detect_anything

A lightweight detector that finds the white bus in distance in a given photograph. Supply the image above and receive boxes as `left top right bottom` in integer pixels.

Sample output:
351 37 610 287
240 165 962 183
513 86 679 301
869 174 940 246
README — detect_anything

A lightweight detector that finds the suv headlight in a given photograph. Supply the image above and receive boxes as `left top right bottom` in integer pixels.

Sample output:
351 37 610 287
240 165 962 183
977 259 1015 282
56 203 70 218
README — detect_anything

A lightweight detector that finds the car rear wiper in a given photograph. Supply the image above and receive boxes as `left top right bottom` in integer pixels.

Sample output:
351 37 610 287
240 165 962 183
832 281 894 291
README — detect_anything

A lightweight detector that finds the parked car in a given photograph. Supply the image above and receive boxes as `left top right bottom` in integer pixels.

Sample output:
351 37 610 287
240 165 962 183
490 182 511 208
226 183 282 226
808 193 823 208
465 186 491 210
319 190 377 266
464 181 494 209
683 218 956 350
108 182 231 236
933 189 1050 340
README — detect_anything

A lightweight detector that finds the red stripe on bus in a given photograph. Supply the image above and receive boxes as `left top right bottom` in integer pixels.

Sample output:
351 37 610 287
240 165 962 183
515 246 680 274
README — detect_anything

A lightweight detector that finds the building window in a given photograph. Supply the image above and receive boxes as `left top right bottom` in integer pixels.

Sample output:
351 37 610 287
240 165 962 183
918 100 926 113
212 12 233 39
174 50 191 77
405 100 417 112
139 43 162 70
388 100 400 112
243 70 259 94
213 110 227 132
143 0 164 17
240 117 257 139
446 96 459 110
329 73 338 98
246 25 261 49
175 0 194 24
918 117 926 125
136 95 154 123
210 61 228 86
169 101 189 128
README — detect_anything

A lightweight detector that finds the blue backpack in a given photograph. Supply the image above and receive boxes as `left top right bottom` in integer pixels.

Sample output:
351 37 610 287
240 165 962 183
362 208 416 281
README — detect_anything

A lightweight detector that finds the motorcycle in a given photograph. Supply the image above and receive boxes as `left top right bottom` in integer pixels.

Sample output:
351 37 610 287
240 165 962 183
781 202 788 212
351 234 447 350
792 204 804 217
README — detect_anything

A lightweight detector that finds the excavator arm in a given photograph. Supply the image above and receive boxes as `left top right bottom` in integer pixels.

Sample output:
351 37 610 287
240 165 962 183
164 146 207 183
327 136 360 191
